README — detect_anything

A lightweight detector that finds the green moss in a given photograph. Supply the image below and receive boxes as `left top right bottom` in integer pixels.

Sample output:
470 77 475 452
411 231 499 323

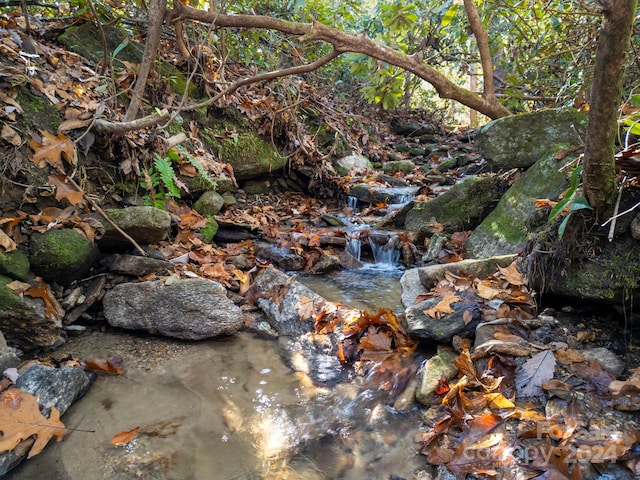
198 216 219 243
0 249 30 281
0 275 24 311
17 88 61 132
30 230 93 269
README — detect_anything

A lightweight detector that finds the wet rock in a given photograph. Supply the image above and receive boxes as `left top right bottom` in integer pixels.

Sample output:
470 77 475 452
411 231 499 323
383 160 415 174
335 153 371 175
0 248 30 281
0 364 94 476
404 289 483 343
581 347 625 377
391 119 437 137
336 250 363 269
278 335 345 385
103 277 243 340
251 266 321 336
475 107 587 169
416 346 458 405
254 241 306 271
92 206 171 252
465 147 580 258
309 252 340 275
348 184 420 205
0 275 63 350
107 254 175 277
421 232 448 263
400 268 427 308
193 190 224 216
321 213 347 227
29 229 98 285
417 255 518 290
242 179 271 194
404 176 503 243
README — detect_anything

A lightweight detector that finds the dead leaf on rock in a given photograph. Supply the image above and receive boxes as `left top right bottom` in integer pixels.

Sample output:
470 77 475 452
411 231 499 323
0 229 16 252
515 350 556 398
0 389 67 458
109 426 140 446
423 291 460 319
497 261 527 285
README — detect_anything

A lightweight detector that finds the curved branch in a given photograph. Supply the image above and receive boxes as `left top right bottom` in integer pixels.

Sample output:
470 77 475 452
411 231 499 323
174 3 512 119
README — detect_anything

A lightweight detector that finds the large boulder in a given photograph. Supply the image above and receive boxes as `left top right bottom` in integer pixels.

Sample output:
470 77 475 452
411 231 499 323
0 276 63 350
29 229 98 285
404 176 503 242
465 147 579 258
93 206 171 252
103 278 243 340
475 107 587 169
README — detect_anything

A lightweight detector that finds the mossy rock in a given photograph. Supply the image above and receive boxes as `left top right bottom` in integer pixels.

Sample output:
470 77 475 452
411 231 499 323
201 122 286 181
0 248 30 281
193 191 224 216
58 23 144 67
404 176 504 243
198 216 219 243
475 107 588 169
17 87 61 133
464 145 578 258
96 206 171 252
383 160 415 174
29 229 98 285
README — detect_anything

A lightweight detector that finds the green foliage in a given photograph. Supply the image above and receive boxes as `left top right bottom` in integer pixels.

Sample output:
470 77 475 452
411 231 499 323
548 166 592 239
621 93 640 139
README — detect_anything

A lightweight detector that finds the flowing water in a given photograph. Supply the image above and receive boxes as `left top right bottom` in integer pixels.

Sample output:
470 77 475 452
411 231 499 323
10 269 429 480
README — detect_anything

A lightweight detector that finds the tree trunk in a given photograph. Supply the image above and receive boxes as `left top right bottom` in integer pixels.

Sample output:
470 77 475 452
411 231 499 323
582 0 637 216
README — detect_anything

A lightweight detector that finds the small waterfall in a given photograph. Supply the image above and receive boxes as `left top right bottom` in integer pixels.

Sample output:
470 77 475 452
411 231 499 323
347 196 358 210
368 237 400 266
393 193 413 205
345 232 362 261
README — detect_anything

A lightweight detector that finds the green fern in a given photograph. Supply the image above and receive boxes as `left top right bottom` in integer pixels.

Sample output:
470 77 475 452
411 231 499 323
173 146 217 189
153 154 181 197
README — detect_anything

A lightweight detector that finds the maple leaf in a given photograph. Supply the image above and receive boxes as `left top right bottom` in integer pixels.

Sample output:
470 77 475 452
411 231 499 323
423 292 460 319
29 130 76 169
515 350 556 397
0 389 67 458
47 174 85 205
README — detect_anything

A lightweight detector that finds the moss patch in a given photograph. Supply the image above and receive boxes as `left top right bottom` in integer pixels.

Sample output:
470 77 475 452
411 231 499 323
17 87 61 133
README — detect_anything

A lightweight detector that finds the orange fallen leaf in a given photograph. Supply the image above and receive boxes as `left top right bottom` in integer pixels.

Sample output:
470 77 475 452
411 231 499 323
47 174 85 205
29 130 76 169
109 426 140 446
497 261 527 286
83 356 126 375
423 292 460 319
0 389 67 458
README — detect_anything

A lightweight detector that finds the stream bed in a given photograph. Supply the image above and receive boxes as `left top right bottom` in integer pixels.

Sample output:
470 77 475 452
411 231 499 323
10 272 430 480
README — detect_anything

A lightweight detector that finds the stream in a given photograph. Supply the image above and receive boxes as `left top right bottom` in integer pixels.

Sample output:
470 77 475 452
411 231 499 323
10 262 430 480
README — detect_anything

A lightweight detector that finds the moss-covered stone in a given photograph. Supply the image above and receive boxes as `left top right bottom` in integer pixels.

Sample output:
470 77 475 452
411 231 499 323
383 160 415 174
17 87 61 132
96 206 171 251
0 248 30 281
416 346 459 405
29 229 97 285
200 122 286 180
475 107 588 169
404 176 504 243
198 216 219 243
464 146 578 258
193 190 224 216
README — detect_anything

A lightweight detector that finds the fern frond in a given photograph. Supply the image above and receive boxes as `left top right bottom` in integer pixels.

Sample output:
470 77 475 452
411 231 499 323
153 154 181 197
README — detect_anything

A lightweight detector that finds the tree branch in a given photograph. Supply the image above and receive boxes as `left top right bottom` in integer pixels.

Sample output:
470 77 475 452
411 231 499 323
463 0 495 98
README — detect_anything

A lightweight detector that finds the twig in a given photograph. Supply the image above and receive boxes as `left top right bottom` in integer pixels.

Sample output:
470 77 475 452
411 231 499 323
601 199 640 227
607 183 623 241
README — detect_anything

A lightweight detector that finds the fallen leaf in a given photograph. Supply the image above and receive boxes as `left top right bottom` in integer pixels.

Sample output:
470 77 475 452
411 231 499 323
24 282 64 320
0 389 67 458
83 356 126 375
515 350 556 398
48 174 85 205
497 261 527 285
423 292 460 319
1 123 21 146
29 130 76 169
0 229 16 252
109 426 140 446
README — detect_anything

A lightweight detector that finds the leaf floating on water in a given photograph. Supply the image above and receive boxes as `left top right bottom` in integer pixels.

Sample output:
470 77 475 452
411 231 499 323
515 350 556 398
83 356 126 375
109 426 140 446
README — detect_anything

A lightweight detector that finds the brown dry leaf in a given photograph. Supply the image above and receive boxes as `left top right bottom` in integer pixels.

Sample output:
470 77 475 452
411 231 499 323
47 174 85 205
0 229 16 252
109 426 140 446
475 280 503 300
29 130 76 169
1 123 21 146
554 348 586 364
24 282 64 320
83 356 126 375
497 261 526 285
423 292 460 319
0 389 67 458
57 118 92 132
295 295 318 320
